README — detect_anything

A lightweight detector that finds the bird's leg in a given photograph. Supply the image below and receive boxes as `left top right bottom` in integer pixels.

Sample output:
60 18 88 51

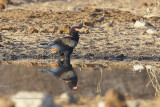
64 51 71 61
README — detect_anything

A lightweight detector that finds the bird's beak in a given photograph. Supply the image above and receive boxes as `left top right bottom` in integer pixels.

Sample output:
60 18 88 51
74 28 79 31
72 86 77 90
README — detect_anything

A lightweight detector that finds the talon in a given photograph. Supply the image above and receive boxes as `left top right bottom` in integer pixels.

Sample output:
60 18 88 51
51 64 58 68
52 48 59 53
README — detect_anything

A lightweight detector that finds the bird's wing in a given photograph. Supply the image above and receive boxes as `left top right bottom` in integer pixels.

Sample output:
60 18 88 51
47 41 56 46
59 70 76 80
59 37 77 48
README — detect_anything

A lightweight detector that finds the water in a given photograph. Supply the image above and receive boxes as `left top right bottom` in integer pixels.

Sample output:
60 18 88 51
0 61 155 99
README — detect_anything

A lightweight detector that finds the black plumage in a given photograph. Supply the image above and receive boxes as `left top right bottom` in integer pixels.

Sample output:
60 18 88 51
39 59 78 90
40 26 80 60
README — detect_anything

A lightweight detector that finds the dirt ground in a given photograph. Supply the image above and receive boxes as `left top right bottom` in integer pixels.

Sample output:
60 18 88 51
0 0 160 107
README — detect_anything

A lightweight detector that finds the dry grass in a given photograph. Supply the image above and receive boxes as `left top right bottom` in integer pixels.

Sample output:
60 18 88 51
146 68 160 97
96 68 103 94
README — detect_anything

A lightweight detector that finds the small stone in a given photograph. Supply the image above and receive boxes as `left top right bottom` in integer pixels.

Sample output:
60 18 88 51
134 21 153 28
60 92 77 103
146 8 153 13
134 21 145 27
146 28 158 34
133 65 145 72
28 27 38 34
0 96 15 107
1 25 13 30
105 89 127 107
126 100 139 107
0 3 5 10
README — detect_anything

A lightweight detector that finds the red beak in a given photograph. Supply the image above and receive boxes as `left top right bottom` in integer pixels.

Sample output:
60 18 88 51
74 28 79 31
72 86 77 90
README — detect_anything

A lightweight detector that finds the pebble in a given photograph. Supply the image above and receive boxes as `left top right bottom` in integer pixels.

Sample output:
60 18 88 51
134 21 145 27
134 21 153 28
146 28 158 34
146 8 152 13
133 65 145 72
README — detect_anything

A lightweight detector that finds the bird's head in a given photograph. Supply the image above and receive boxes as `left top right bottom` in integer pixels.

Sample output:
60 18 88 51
69 26 79 37
65 76 78 90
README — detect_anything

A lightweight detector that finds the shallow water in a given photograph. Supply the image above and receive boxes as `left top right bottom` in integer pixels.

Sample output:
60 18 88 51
0 62 155 99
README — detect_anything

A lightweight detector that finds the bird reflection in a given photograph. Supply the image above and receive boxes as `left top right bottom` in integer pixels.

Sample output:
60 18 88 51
39 59 78 90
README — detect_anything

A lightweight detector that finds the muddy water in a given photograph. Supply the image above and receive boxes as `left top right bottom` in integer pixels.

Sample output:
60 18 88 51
0 63 155 99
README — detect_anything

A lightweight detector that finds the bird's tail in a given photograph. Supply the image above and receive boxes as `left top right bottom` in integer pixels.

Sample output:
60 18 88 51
39 43 49 47
38 41 55 47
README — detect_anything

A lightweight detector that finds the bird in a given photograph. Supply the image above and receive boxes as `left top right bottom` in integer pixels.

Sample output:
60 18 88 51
39 58 78 90
40 26 80 60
